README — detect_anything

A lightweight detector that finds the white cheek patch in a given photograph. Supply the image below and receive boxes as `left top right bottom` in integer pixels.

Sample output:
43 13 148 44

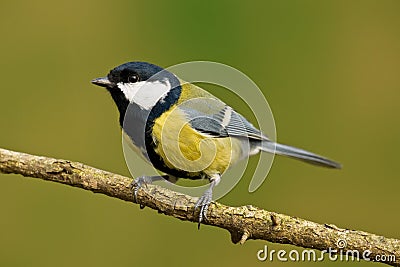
117 80 171 110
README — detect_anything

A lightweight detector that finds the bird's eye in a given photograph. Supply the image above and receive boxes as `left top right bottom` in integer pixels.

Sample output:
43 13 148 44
127 74 139 83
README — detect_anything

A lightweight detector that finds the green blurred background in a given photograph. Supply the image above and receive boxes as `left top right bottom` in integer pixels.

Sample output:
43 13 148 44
0 0 399 266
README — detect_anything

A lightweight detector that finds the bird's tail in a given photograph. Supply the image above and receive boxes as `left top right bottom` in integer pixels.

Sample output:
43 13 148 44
260 141 341 169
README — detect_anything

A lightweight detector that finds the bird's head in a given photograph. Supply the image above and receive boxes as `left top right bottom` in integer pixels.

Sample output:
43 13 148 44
92 62 180 111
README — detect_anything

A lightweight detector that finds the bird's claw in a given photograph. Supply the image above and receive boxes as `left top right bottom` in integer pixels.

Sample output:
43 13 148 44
194 188 213 228
130 176 151 204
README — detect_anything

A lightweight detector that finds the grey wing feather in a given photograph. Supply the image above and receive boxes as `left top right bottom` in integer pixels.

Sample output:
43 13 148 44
180 103 268 141
225 110 268 140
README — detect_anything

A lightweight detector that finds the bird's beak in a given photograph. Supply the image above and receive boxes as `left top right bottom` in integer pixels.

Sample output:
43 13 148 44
91 77 113 87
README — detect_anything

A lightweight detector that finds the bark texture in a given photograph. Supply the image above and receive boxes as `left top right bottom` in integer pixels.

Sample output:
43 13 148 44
0 148 398 266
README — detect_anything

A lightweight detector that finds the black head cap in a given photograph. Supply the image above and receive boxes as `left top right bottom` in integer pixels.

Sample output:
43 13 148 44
108 62 165 85
92 62 177 88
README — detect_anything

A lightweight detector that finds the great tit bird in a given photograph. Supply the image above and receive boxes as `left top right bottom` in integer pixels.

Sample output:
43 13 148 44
92 61 341 224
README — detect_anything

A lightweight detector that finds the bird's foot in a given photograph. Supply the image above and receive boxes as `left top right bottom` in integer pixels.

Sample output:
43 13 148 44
130 176 153 206
194 187 213 228
194 175 220 229
130 175 172 208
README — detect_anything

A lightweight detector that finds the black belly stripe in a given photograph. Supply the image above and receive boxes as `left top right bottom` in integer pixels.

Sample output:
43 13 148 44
144 82 204 179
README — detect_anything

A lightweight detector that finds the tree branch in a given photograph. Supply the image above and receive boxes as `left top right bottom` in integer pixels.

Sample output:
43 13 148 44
0 148 398 266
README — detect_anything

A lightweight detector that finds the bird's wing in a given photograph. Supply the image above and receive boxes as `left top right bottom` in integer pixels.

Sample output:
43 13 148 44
178 98 268 141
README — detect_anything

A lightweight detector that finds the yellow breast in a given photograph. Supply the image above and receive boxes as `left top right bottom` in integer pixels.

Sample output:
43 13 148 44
151 104 242 178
